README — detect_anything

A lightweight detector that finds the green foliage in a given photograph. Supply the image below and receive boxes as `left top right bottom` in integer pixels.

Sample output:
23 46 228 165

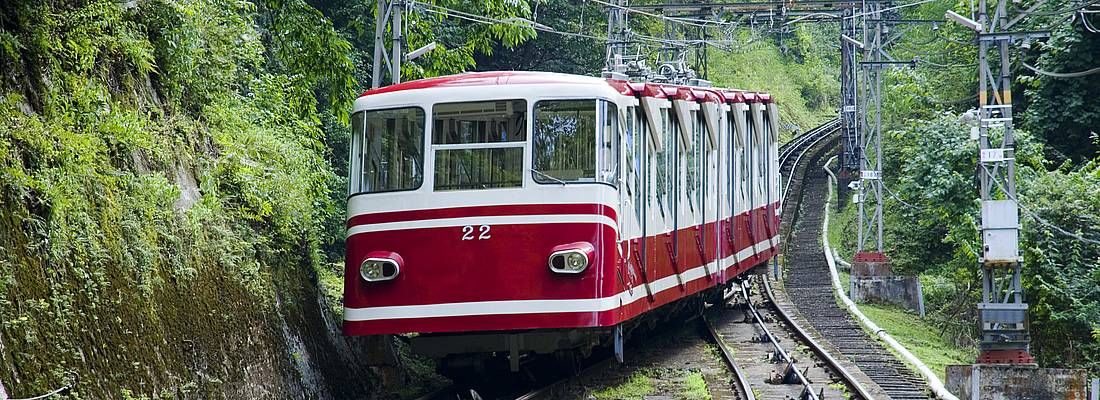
1020 20 1100 163
681 371 712 400
0 0 369 396
1019 161 1100 371
708 27 839 140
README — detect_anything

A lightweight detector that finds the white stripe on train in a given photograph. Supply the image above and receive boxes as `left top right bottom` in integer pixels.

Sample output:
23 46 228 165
345 214 619 237
342 235 780 322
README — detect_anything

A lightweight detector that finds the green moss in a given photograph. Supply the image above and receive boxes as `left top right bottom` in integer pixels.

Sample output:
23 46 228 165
591 371 655 400
314 262 345 318
681 371 712 400
858 303 976 380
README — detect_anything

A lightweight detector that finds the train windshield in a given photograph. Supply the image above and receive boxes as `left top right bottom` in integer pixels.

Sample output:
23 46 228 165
532 99 618 185
432 100 527 191
350 107 426 194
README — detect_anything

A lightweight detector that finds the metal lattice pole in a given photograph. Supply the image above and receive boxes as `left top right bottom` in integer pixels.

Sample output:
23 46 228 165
840 9 861 173
857 1 885 255
968 0 1047 364
371 0 404 88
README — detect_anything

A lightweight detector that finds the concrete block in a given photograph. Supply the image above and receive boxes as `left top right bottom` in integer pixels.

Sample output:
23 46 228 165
850 275 925 316
946 364 1089 400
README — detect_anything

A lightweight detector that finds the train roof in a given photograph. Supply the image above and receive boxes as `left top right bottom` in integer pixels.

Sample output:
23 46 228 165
358 71 773 104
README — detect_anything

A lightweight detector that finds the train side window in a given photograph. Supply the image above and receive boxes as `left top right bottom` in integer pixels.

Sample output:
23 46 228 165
629 107 645 224
762 112 772 202
432 100 526 191
728 110 736 217
654 109 669 220
666 109 678 227
354 107 426 194
741 109 752 208
599 100 620 185
757 110 767 198
685 111 698 217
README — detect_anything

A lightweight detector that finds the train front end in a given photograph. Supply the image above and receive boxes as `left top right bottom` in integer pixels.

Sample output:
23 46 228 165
342 72 630 366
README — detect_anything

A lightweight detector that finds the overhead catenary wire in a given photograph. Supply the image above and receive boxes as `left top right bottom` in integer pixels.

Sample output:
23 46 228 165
986 175 1100 246
413 1 607 41
1020 60 1100 78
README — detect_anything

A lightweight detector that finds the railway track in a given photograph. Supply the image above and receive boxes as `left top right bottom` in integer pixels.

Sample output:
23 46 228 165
776 123 932 399
701 120 875 400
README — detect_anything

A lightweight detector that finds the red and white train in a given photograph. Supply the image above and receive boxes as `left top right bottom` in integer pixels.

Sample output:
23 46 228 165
343 71 781 372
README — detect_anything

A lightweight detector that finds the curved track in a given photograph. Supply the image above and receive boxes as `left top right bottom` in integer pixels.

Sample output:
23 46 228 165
703 120 875 400
778 126 931 399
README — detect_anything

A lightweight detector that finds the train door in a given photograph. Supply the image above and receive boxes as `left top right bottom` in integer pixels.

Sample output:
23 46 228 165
767 103 781 246
624 105 652 302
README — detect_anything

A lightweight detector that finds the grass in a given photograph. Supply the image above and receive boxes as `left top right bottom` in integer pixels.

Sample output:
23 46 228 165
858 303 976 381
591 371 655 400
682 371 712 400
821 167 975 381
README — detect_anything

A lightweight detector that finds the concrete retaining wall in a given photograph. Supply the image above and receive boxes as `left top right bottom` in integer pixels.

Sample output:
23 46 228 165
946 364 1088 400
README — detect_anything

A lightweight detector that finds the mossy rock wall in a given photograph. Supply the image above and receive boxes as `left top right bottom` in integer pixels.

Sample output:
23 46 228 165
0 0 377 398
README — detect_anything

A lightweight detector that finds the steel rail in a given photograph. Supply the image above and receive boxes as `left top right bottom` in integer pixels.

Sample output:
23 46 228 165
780 119 841 203
770 121 878 400
740 278 821 400
760 277 877 400
703 314 757 400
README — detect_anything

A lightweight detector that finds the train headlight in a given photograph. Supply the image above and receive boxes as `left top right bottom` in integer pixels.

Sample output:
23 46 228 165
360 252 403 282
548 242 595 274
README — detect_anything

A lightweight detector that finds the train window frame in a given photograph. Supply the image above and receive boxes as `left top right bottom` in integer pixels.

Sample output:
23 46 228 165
430 99 528 191
349 106 427 197
531 98 619 187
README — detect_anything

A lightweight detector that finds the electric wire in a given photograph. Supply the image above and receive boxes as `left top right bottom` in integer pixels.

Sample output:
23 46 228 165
1020 60 1100 77
1011 0 1100 18
989 174 1100 246
9 386 72 400
413 1 606 41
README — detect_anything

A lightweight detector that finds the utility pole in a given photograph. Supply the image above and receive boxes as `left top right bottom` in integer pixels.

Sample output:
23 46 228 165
945 0 1047 364
371 0 404 88
839 10 862 174
856 0 886 258
604 0 629 74
942 6 1084 400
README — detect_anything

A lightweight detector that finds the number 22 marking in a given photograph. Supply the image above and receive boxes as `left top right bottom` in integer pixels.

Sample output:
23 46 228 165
461 225 491 240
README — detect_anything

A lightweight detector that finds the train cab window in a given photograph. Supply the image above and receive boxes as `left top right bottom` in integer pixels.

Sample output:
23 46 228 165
432 100 526 191
352 107 425 194
532 99 618 185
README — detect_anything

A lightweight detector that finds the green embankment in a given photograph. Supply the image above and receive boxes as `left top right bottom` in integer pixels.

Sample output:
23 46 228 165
824 165 974 380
